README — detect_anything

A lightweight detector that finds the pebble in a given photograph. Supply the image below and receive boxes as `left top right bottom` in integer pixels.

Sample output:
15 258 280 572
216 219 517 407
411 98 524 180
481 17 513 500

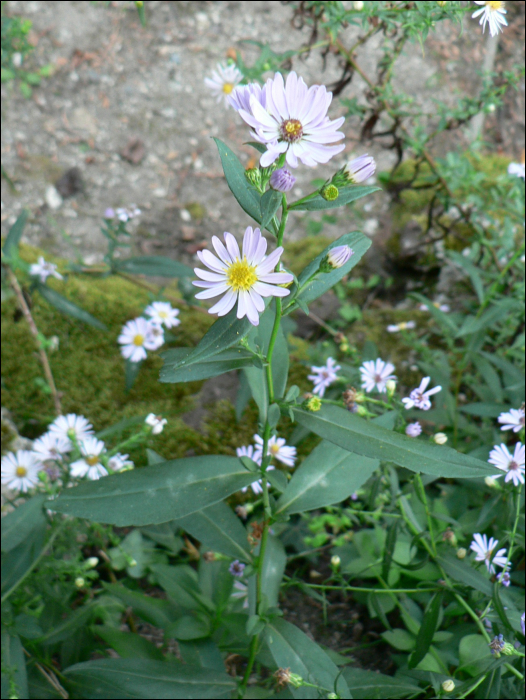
45 186 63 210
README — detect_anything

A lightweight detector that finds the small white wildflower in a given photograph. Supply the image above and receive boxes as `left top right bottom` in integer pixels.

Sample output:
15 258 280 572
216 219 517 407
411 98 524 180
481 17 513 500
419 302 450 313
107 453 133 472
308 357 341 398
144 301 181 329
254 434 297 467
1 450 43 492
236 444 262 466
145 413 167 435
498 407 525 433
70 437 108 481
508 162 525 179
472 2 508 38
470 533 508 574
29 256 63 284
402 377 442 411
32 432 71 461
48 414 94 449
387 321 416 333
489 443 525 487
359 359 397 394
116 205 141 222
118 317 160 363
204 62 243 106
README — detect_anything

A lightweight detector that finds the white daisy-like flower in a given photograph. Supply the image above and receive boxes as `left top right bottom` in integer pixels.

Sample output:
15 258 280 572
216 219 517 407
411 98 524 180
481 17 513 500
236 71 345 169
32 432 71 461
147 323 165 350
205 62 243 106
1 450 43 492
107 453 133 472
144 301 181 329
489 443 525 487
193 227 293 327
29 256 63 284
48 414 94 448
236 444 263 466
419 302 451 313
145 413 167 435
118 317 159 363
359 359 397 394
470 533 508 574
472 1 508 38
254 434 297 467
508 162 525 179
231 580 249 609
387 321 417 333
308 357 341 398
406 422 422 438
402 377 442 411
116 205 141 222
230 82 267 113
498 407 525 433
70 437 108 481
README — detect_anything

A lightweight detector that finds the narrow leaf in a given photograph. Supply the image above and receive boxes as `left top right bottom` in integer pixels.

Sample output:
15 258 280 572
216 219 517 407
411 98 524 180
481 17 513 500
46 456 255 526
294 404 496 478
260 189 283 228
3 209 28 258
438 554 492 596
125 358 143 393
342 667 421 699
213 138 262 225
1 495 46 553
160 347 257 384
115 256 193 278
289 185 380 212
408 592 443 668
37 284 107 330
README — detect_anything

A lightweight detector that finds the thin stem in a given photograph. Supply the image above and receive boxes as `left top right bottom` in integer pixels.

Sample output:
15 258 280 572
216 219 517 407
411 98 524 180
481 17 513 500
277 198 289 248
266 298 283 405
239 636 258 698
500 483 523 582
414 474 438 558
6 267 62 416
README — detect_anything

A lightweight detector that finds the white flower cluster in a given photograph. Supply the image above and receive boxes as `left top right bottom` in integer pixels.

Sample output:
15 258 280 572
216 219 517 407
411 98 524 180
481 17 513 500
118 301 181 363
236 433 297 495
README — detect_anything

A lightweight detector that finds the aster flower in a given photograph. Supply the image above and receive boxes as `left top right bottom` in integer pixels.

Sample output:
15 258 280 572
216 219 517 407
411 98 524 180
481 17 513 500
308 357 341 397
521 612 525 636
406 422 422 438
147 323 165 350
32 432 71 461
420 302 451 313
254 434 297 467
489 443 525 487
205 62 243 106
237 71 345 169
107 453 133 472
48 414 94 448
470 533 508 574
144 301 181 329
231 580 249 608
193 227 293 327
508 162 525 179
229 560 246 577
229 82 267 113
327 245 354 270
1 450 43 492
402 377 442 411
343 154 376 184
270 168 296 193
498 407 525 433
29 256 63 284
145 413 167 435
118 317 160 363
236 444 262 466
360 359 397 394
70 437 108 480
489 634 505 655
472 2 508 38
387 321 416 333
497 571 511 587
116 205 141 222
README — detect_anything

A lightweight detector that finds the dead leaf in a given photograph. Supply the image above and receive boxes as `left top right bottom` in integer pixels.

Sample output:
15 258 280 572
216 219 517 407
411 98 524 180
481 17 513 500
120 138 145 165
55 167 84 198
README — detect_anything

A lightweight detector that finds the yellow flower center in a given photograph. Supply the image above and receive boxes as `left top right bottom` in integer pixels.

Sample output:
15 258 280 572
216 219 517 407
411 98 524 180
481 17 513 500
270 443 280 455
399 322 408 330
227 258 258 292
86 455 100 466
223 82 234 94
159 311 167 318
280 119 304 143
486 1 504 9
16 466 28 477
133 334 145 346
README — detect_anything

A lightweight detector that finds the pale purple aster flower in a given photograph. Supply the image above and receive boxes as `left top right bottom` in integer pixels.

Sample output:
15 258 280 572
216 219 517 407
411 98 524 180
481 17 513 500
205 62 243 107
231 580 249 608
360 359 397 394
521 612 525 636
1 450 43 492
254 434 297 467
489 443 525 487
229 82 267 113
236 444 262 466
108 453 133 472
402 377 442 411
387 321 416 333
237 71 345 169
229 560 246 577
344 154 376 184
484 617 493 632
116 205 141 222
104 208 115 219
145 414 167 435
32 432 71 461
48 414 94 448
144 301 181 329
270 168 296 192
508 162 525 179
70 437 108 481
29 256 63 284
118 317 159 363
489 634 505 655
419 302 451 313
406 422 422 438
472 2 508 37
497 571 511 587
327 245 354 269
308 357 341 397
193 227 293 327
470 533 508 574
498 407 525 433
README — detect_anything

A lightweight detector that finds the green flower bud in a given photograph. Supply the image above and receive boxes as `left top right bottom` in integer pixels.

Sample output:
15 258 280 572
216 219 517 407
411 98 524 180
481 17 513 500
331 555 341 568
245 167 262 189
502 642 517 656
386 379 397 397
456 547 467 559
75 577 85 588
306 396 323 412
441 680 455 693
320 184 339 201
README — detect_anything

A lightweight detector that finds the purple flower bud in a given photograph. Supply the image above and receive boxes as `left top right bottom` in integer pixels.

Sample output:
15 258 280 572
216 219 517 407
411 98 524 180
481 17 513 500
104 208 115 219
270 168 296 193
497 571 511 587
229 560 246 577
327 245 354 269
406 422 422 438
344 154 376 184
521 612 525 636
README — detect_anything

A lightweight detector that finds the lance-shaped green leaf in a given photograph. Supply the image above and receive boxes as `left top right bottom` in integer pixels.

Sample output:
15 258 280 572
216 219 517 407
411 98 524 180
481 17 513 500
37 284 107 330
3 209 28 258
275 441 378 515
115 256 193 278
46 456 255 526
284 232 371 311
125 358 143 393
408 592 443 669
64 659 235 699
293 404 496 478
174 502 252 563
160 347 259 384
213 138 262 224
437 554 492 596
289 185 380 212
1 635 28 700
342 668 421 699
263 619 350 699
1 494 46 553
260 189 283 229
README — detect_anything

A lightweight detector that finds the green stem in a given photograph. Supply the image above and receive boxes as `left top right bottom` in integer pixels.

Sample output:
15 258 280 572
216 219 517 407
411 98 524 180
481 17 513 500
277 198 289 248
238 636 258 698
266 298 283 405
500 483 523 583
414 474 438 558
